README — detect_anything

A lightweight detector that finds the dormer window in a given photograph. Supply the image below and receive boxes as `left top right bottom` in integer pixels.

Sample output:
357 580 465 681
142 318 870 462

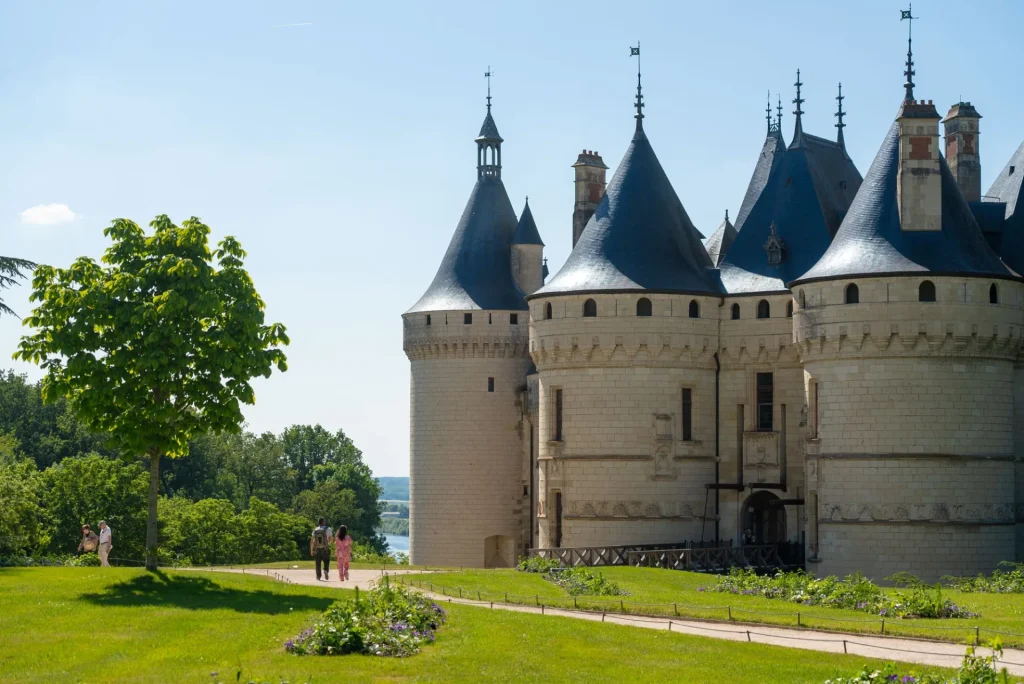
1010 166 1016 176
764 222 785 266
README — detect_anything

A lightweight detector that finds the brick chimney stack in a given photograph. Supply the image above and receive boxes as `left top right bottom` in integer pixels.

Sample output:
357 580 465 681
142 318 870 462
942 102 982 202
897 99 942 232
571 150 609 247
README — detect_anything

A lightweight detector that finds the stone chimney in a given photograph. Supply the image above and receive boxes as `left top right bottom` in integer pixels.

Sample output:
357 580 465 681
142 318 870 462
942 102 982 202
571 150 608 247
897 99 942 232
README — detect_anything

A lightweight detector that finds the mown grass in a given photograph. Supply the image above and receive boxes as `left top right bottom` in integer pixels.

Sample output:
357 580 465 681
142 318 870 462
0 567 938 683
416 567 1024 648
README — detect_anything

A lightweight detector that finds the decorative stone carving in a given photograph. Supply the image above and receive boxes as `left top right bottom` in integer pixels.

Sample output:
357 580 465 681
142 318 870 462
819 502 1014 524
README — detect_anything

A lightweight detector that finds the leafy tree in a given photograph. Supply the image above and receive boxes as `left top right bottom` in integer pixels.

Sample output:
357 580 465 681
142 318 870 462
160 431 241 503
0 433 42 555
227 432 296 510
236 497 307 564
15 216 288 569
281 424 361 491
0 255 35 317
292 478 385 552
0 371 114 469
313 461 383 546
39 453 149 560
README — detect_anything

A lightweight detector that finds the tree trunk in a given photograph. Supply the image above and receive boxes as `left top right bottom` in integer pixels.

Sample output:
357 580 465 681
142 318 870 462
146 452 161 571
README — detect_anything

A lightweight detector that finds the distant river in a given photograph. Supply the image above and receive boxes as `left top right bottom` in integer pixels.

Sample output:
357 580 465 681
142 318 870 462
384 533 409 553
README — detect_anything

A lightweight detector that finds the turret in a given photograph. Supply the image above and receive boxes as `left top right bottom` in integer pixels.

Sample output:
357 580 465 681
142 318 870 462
571 150 608 247
943 102 982 202
897 98 942 232
511 198 545 295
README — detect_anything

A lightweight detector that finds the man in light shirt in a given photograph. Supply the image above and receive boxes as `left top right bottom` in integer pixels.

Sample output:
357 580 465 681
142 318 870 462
97 520 112 567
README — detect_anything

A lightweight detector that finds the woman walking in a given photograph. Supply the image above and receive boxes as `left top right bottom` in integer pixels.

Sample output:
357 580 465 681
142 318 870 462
335 525 353 582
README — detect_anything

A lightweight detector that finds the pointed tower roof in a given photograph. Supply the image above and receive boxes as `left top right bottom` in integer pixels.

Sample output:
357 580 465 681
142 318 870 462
704 210 737 267
791 69 806 147
720 117 862 293
735 123 787 232
512 198 544 246
986 141 1024 219
407 101 526 314
793 120 1015 285
476 111 502 143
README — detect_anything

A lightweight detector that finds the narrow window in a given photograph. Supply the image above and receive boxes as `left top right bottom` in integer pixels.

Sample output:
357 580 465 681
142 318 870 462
682 388 693 441
688 300 700 318
510 313 518 324
919 280 936 302
554 492 563 547
464 313 473 324
799 290 806 308
756 372 774 432
426 314 431 326
545 302 553 320
731 303 740 320
812 381 819 439
554 389 563 441
583 299 597 317
487 377 494 392
786 301 793 317
488 313 492 324
990 283 999 304
845 283 859 304
636 297 652 317
757 299 770 319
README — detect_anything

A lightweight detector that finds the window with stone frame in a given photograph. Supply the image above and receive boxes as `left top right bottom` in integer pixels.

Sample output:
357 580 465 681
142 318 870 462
553 389 564 442
756 372 774 432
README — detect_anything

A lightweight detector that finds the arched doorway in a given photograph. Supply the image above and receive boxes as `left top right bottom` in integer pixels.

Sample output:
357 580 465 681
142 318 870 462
741 491 785 545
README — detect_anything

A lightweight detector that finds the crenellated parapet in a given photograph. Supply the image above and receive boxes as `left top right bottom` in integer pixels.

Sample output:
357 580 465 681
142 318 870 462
402 311 530 361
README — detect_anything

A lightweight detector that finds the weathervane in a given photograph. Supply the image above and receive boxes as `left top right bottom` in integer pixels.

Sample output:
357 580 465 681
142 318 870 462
484 66 493 111
835 82 846 143
630 43 644 124
901 5 916 101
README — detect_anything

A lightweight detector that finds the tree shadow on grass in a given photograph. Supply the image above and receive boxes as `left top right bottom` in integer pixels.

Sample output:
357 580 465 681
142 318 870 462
79 570 334 614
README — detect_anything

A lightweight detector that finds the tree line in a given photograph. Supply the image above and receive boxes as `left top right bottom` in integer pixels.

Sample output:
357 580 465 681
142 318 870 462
0 371 385 564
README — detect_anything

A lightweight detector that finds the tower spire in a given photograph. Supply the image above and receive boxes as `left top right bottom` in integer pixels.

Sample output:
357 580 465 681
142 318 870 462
475 70 503 181
777 95 783 134
792 69 805 142
766 91 773 133
484 66 493 112
835 82 846 146
901 5 916 102
630 43 644 131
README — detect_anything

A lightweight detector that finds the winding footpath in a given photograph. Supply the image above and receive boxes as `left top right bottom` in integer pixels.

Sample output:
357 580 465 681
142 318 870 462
197 566 1024 677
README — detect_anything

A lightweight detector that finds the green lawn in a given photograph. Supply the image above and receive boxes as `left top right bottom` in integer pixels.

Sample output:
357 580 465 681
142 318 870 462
415 567 1024 647
0 567 939 683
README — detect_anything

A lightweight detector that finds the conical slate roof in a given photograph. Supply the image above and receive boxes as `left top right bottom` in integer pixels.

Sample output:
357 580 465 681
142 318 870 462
476 110 502 142
704 211 737 266
794 121 1016 285
407 176 526 313
734 128 787 232
720 129 862 294
988 141 1024 274
512 199 544 246
534 125 720 296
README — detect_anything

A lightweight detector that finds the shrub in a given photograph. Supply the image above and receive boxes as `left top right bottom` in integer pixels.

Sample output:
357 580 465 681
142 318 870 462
548 566 628 597
943 563 1024 594
703 569 977 619
517 555 562 573
351 541 404 565
286 582 445 657
824 644 1011 683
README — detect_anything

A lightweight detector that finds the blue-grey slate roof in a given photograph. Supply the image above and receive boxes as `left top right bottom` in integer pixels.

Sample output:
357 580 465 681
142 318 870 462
734 129 787 232
512 199 544 246
704 212 737 266
987 141 1024 274
719 127 862 294
476 110 502 142
407 174 526 313
533 123 721 297
793 121 1016 285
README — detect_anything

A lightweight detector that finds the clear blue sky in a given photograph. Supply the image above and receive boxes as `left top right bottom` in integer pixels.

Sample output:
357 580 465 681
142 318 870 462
1 1 1022 477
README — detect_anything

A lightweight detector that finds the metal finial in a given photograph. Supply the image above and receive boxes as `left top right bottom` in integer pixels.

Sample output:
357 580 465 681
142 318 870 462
484 66 493 112
766 91 773 133
901 5 916 102
777 95 783 132
835 82 846 141
725 209 729 221
630 43 643 125
792 69 804 120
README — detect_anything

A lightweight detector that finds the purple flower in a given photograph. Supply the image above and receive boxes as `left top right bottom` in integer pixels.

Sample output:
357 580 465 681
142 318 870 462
284 640 295 652
901 676 916 683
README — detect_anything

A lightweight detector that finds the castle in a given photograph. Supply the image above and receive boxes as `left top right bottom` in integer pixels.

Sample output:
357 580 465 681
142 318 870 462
402 39 1024 581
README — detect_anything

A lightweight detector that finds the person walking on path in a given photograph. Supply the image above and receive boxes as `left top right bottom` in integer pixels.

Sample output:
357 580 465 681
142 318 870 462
334 525 353 582
97 521 112 567
310 518 333 581
77 525 99 555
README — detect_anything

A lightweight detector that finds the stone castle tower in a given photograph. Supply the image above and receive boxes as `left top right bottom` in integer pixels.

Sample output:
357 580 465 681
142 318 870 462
571 150 608 247
403 95 544 568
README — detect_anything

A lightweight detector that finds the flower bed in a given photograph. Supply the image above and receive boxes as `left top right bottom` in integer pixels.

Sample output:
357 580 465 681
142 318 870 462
702 569 977 619
942 563 1024 594
285 582 445 657
516 556 627 597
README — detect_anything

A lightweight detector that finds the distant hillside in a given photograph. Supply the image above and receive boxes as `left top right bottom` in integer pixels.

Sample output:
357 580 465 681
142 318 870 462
377 476 409 501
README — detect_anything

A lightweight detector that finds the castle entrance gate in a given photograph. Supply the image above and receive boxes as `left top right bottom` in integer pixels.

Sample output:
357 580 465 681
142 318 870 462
742 490 785 545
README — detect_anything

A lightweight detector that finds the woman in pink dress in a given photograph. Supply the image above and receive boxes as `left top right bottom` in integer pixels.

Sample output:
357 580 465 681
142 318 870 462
335 525 353 581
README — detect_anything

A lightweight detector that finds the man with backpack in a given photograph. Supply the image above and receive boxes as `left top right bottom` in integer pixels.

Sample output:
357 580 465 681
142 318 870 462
309 517 333 581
